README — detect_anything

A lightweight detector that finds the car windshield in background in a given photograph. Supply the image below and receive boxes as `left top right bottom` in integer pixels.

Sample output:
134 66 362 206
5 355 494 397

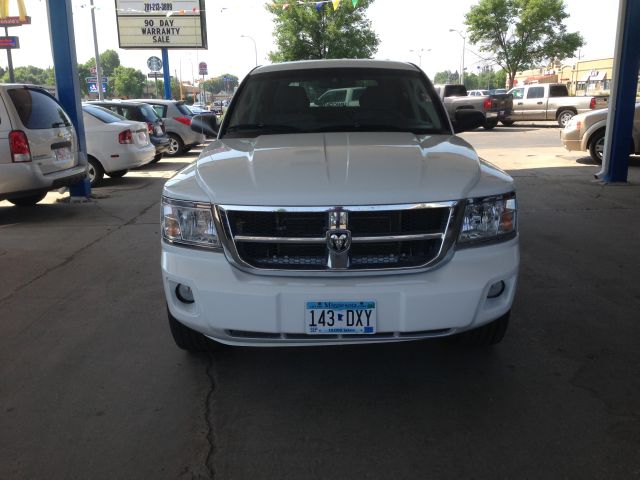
177 103 193 116
84 105 126 123
8 87 72 130
223 68 447 138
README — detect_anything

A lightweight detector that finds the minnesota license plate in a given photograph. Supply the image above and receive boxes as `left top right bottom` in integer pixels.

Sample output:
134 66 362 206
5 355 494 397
53 146 72 163
305 301 376 334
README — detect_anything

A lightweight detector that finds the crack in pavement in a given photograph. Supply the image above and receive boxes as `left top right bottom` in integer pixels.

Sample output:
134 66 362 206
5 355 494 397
0 200 160 305
204 353 217 479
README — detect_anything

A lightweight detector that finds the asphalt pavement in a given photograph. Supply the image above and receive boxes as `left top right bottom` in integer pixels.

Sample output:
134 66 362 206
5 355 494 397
1 129 640 479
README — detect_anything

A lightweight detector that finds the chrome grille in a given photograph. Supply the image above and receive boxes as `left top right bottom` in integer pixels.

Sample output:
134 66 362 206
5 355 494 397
217 203 459 274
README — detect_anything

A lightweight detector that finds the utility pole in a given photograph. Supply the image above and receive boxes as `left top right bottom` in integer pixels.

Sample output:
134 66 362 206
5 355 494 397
89 0 104 99
5 26 14 82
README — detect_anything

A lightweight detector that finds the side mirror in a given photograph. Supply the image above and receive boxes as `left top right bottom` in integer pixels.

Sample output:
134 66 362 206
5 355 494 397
452 109 486 133
190 113 219 138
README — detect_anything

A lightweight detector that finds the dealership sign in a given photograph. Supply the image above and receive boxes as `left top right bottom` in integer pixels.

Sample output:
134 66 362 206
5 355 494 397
115 0 207 49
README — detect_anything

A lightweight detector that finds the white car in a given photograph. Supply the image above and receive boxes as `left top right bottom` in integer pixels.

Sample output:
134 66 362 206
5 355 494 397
468 89 490 96
0 84 86 206
82 104 156 186
561 103 640 163
161 59 519 351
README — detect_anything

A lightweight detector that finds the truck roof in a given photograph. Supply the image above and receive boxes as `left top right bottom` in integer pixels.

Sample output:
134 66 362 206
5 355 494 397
253 59 420 74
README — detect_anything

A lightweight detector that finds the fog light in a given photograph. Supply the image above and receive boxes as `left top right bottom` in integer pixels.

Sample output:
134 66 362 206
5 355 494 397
176 284 195 304
487 281 505 299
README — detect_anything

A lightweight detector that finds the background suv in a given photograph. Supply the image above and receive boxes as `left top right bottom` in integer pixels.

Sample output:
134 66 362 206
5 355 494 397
89 100 170 162
0 84 86 206
130 99 205 157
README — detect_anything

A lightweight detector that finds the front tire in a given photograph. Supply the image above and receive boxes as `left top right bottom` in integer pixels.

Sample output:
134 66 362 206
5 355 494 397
453 311 510 347
588 130 605 164
557 110 575 128
168 308 217 353
483 119 498 130
8 191 47 206
166 134 184 157
87 157 104 187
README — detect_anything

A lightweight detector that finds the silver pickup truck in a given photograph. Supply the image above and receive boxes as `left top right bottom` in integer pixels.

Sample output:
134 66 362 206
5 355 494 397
434 84 513 130
504 83 607 127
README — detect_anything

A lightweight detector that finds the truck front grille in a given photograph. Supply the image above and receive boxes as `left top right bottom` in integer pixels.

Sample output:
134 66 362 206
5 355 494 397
218 203 458 273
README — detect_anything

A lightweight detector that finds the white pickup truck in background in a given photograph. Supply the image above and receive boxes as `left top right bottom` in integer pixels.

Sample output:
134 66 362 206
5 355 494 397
161 59 519 352
505 83 608 127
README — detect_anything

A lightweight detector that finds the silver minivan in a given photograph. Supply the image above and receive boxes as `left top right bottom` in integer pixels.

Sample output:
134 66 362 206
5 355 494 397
0 85 86 206
130 99 205 157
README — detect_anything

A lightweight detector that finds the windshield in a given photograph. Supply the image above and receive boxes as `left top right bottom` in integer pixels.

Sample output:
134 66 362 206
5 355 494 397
83 105 126 123
222 68 448 138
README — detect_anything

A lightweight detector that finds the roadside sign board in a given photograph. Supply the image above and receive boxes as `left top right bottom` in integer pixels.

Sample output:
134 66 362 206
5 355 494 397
115 0 207 49
86 76 109 83
0 16 31 27
198 62 207 75
88 83 108 93
147 56 162 72
0 36 19 49
148 72 167 78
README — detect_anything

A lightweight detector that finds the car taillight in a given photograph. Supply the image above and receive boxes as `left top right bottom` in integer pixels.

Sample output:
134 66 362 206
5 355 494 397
119 129 134 144
9 130 31 163
174 116 192 126
146 122 154 135
589 97 596 109
483 97 492 110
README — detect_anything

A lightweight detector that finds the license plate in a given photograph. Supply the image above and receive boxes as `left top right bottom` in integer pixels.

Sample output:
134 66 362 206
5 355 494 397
499 110 505 116
53 146 72 163
305 301 376 334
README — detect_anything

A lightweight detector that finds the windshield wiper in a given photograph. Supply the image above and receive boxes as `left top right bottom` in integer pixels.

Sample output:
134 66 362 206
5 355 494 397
226 123 301 134
314 124 439 134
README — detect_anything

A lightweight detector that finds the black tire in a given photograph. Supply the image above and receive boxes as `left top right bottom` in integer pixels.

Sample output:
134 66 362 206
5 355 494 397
588 130 605 164
107 169 128 178
8 191 47 206
483 120 498 130
165 134 185 157
500 120 515 127
151 153 164 163
87 157 104 187
557 110 575 128
453 311 510 347
168 308 216 353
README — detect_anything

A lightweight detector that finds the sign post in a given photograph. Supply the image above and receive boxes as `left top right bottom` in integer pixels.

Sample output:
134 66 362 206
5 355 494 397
198 62 207 104
147 55 162 98
0 8 30 83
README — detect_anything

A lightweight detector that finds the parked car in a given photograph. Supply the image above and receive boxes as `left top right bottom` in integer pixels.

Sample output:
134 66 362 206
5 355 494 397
190 104 209 114
89 100 170 162
491 88 508 95
129 99 205 157
434 83 513 130
504 83 608 127
161 59 518 352
468 89 490 96
82 104 156 186
314 87 366 106
0 84 86 206
560 102 640 163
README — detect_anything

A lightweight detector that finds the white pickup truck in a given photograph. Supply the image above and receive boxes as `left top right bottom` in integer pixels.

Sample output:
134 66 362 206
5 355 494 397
161 60 519 351
504 83 606 127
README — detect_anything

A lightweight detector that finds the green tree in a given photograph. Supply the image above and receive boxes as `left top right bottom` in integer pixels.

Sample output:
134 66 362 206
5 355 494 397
2 65 50 85
433 70 460 84
202 74 239 95
112 66 145 98
155 78 182 100
465 0 584 88
266 0 379 61
81 49 121 97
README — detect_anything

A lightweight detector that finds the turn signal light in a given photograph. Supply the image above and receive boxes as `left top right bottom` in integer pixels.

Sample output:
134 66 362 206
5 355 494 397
146 122 154 135
483 97 492 110
589 97 596 109
118 129 134 144
174 116 192 126
9 130 31 163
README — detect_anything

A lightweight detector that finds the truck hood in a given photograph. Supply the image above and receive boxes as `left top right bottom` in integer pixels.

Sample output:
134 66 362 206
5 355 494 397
192 132 482 205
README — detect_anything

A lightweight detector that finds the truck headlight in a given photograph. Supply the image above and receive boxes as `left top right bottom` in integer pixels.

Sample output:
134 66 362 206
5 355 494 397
161 197 221 249
457 193 517 246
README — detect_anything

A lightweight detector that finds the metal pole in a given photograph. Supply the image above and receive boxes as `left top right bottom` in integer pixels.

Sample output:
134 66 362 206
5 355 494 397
89 0 103 100
161 48 171 99
5 27 14 82
241 35 258 67
461 35 466 86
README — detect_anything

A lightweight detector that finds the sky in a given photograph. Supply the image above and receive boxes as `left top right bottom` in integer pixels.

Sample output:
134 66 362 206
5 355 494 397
4 0 620 83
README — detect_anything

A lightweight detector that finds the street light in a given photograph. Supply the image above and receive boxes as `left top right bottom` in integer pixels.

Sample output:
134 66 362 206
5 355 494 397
449 29 467 85
240 34 258 67
409 48 431 68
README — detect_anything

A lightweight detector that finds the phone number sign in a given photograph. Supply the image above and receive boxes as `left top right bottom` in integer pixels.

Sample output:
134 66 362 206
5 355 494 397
115 0 207 49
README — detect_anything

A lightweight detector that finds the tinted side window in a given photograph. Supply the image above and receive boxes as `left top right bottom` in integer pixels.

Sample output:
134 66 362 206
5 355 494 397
140 104 160 122
83 105 125 123
510 88 525 99
120 106 142 121
8 88 72 130
527 87 545 99
151 105 166 118
549 85 569 97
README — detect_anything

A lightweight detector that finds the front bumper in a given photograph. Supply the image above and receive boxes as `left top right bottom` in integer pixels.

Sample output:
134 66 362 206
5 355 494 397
560 128 582 152
162 237 519 346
